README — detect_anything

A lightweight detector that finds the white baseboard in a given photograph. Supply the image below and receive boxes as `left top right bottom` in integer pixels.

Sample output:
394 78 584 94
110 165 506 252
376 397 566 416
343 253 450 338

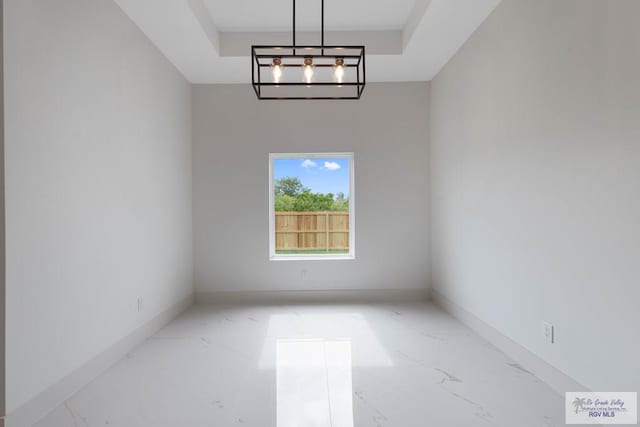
6 294 195 427
431 290 589 396
197 288 431 305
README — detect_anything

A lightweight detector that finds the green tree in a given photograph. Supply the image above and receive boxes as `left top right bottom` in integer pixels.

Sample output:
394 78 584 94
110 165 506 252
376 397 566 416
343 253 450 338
275 177 308 197
274 194 296 211
330 197 349 211
292 191 334 211
274 177 349 212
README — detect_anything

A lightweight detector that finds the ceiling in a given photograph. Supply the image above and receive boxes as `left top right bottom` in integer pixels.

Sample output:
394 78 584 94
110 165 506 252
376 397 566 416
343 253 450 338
203 0 417 32
113 0 501 84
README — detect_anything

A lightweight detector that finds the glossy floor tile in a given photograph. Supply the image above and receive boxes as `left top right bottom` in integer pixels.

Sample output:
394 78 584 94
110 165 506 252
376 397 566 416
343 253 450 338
36 302 578 426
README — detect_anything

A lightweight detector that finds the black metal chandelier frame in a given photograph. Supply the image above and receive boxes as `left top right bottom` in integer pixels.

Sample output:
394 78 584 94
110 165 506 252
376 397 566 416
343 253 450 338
251 0 366 100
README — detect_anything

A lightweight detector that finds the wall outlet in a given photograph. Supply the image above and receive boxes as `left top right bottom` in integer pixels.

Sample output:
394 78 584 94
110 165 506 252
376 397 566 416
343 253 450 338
137 298 144 313
301 269 308 281
543 322 554 344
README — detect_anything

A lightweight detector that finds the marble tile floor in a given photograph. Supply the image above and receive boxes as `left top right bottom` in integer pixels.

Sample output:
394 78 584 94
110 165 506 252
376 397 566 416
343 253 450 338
36 301 585 427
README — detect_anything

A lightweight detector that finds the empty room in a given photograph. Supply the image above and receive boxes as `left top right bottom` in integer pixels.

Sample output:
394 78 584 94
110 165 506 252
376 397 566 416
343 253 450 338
1 0 639 426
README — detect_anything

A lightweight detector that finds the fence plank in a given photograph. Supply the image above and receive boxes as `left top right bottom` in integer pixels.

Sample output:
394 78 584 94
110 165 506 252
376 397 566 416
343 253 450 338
275 211 350 251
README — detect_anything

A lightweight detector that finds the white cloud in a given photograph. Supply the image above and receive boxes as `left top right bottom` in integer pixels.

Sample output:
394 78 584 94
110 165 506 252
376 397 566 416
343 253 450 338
301 159 317 168
324 161 341 171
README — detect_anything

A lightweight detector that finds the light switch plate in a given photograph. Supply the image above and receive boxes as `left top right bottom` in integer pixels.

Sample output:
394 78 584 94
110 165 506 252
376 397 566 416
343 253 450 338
543 321 554 344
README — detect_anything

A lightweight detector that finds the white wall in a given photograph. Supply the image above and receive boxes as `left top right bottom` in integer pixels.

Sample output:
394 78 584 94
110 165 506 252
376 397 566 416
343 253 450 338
4 0 193 413
193 83 430 294
1 0 6 419
430 0 640 391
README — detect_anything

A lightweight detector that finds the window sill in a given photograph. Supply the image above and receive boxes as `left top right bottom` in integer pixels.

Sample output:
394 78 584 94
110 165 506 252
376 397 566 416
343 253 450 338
270 254 355 261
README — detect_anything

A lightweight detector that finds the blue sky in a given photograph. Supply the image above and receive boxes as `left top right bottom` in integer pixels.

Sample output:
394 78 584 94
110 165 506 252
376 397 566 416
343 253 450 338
274 157 350 197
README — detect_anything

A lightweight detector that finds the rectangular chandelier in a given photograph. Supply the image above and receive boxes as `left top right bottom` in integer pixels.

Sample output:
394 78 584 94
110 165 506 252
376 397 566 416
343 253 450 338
251 1 366 100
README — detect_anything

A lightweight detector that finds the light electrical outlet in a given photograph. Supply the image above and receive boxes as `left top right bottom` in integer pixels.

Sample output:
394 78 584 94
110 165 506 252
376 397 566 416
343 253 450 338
137 298 144 313
543 322 554 344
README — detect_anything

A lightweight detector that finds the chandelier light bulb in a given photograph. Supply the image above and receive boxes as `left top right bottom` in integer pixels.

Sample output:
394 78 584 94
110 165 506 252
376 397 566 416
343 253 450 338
302 57 314 84
333 57 345 84
271 57 283 84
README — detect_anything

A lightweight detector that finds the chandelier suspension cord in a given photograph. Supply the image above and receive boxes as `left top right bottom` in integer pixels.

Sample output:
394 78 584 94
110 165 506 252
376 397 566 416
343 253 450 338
292 0 326 55
321 0 324 55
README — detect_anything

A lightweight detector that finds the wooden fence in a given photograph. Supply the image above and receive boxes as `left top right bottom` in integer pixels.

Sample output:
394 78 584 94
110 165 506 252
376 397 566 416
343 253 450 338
275 211 349 251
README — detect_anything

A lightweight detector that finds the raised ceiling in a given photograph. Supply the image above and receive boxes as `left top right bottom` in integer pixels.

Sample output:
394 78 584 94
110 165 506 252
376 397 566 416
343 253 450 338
113 0 501 83
203 0 418 32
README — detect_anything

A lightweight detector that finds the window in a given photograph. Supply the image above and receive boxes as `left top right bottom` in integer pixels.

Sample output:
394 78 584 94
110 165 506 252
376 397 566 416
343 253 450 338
269 153 354 260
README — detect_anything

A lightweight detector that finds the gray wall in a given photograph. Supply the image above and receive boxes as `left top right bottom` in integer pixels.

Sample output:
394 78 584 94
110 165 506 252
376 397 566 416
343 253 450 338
193 83 430 294
1 0 5 420
430 0 640 391
4 0 193 412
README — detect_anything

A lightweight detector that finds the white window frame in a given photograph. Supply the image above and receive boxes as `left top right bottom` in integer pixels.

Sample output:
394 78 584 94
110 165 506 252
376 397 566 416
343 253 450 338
269 152 355 261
